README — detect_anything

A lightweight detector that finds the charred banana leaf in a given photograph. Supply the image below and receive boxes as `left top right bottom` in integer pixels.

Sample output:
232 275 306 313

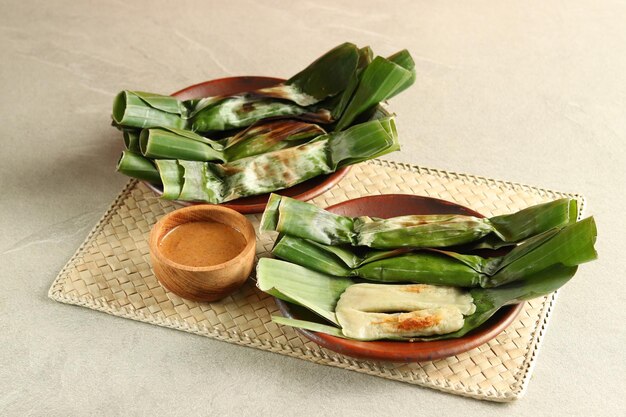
145 117 398 203
222 120 326 161
190 96 333 132
253 42 360 106
258 217 596 340
261 195 578 249
113 43 416 133
188 43 360 117
272 218 598 288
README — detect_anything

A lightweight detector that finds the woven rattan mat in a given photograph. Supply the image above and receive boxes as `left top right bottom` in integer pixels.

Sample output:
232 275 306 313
48 159 584 402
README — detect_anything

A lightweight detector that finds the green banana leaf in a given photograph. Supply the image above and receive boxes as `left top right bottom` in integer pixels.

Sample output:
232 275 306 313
272 235 482 286
222 120 326 161
116 151 160 184
122 129 141 152
355 213 496 249
112 91 188 130
272 218 597 289
258 217 596 340
331 46 373 120
253 42 360 106
422 264 579 341
260 194 355 245
488 198 578 242
190 96 332 132
272 235 354 277
139 128 225 162
334 51 416 131
273 234 413 269
261 195 577 250
385 50 418 99
185 43 365 119
257 257 353 325
152 127 224 148
329 116 399 169
484 217 598 287
177 160 223 202
113 44 416 135
144 117 398 203
154 159 184 199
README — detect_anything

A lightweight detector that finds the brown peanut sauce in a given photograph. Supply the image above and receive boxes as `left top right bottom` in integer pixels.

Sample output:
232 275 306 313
159 222 246 267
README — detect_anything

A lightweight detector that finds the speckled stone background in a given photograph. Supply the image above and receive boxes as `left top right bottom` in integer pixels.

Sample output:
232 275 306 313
0 1 624 416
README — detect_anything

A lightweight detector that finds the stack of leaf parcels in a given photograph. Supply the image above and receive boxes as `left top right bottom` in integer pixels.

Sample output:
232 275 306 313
257 195 598 341
111 43 415 203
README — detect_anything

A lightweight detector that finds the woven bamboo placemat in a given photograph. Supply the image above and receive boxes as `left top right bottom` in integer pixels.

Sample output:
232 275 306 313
48 160 584 402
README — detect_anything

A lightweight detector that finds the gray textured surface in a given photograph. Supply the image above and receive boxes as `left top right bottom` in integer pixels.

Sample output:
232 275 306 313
0 1 624 416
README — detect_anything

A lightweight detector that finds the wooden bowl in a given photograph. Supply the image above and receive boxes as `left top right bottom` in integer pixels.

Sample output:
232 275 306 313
149 205 256 302
275 194 524 362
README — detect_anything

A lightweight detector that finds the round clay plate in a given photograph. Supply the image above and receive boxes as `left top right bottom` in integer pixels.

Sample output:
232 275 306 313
275 194 524 362
143 76 350 214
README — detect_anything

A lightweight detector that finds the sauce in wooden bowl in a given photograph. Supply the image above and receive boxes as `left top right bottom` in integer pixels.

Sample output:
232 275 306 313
159 222 247 267
149 205 256 302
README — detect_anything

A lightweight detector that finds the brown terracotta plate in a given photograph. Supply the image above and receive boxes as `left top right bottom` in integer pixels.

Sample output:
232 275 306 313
142 76 350 214
275 194 524 362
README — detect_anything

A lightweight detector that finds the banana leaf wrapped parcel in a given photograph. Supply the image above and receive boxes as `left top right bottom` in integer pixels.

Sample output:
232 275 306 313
112 42 416 134
272 216 595 288
118 117 399 204
257 217 597 341
112 42 416 203
222 120 326 161
127 121 326 164
260 194 578 249
139 127 226 162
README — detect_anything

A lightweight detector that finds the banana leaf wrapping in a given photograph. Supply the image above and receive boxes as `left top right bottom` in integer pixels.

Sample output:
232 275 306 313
134 120 326 166
222 120 326 161
257 216 597 340
122 129 141 152
112 42 417 203
272 217 597 288
334 49 416 131
112 89 330 133
187 42 360 117
139 127 225 162
112 91 189 130
260 195 578 249
112 43 357 133
190 97 333 132
252 42 360 106
331 46 373 120
116 151 160 184
112 43 416 134
154 159 185 200
113 89 333 135
144 117 398 203
178 43 361 132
